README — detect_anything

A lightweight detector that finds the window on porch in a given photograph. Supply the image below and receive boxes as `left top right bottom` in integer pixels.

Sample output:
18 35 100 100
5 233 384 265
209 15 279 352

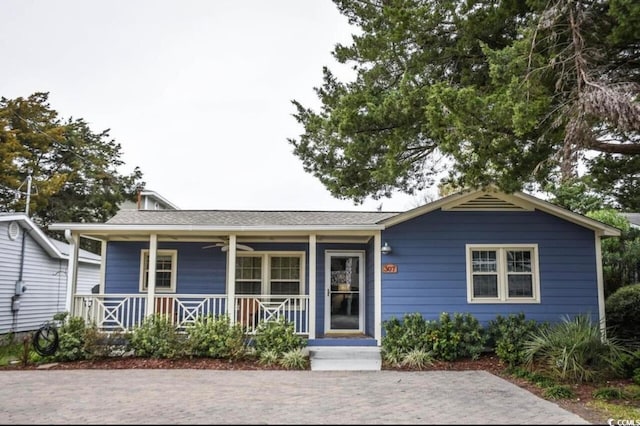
139 249 177 292
235 253 304 298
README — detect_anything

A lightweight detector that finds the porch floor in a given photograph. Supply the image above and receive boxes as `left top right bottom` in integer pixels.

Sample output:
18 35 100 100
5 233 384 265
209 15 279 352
307 334 378 347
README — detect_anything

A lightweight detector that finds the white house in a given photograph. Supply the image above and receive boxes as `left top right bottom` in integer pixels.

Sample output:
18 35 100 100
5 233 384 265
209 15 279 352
119 189 180 211
0 213 100 334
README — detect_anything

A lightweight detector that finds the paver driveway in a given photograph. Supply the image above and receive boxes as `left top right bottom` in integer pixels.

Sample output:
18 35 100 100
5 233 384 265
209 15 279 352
0 370 590 424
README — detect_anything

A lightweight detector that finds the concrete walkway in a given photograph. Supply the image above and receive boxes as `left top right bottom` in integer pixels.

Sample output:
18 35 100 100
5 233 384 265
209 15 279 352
0 370 590 424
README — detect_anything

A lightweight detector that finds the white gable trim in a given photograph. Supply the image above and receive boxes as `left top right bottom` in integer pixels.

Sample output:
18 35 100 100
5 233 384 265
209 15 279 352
0 214 101 264
0 214 63 258
381 189 621 236
140 190 180 210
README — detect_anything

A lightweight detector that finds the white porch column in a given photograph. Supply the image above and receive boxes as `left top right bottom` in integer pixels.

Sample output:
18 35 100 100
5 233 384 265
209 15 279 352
145 234 158 317
308 234 317 339
226 234 237 324
374 231 382 344
64 230 80 313
99 240 107 293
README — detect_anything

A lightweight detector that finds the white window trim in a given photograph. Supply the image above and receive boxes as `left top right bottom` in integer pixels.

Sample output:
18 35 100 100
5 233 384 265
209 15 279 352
465 244 540 304
236 251 306 297
139 249 177 293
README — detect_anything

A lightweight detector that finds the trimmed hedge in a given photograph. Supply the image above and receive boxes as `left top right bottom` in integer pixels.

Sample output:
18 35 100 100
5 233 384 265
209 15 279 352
605 283 640 343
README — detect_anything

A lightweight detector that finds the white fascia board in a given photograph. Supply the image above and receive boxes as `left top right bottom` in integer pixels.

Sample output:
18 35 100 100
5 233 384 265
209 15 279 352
0 213 32 223
381 189 621 237
512 192 621 237
48 223 386 234
2 214 65 259
381 189 476 227
141 191 180 209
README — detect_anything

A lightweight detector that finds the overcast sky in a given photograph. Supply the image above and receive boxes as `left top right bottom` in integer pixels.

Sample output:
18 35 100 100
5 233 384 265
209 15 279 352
2 0 431 212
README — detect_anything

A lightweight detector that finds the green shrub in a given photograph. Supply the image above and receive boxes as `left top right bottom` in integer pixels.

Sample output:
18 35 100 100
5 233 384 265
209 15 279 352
253 317 305 357
606 283 640 343
626 384 640 399
611 349 640 379
508 367 556 388
593 387 628 400
487 313 540 367
0 334 29 366
400 349 433 370
382 350 402 367
279 348 308 370
46 312 100 362
425 312 486 361
510 367 534 380
258 349 279 366
633 368 640 386
382 312 486 363
528 372 557 388
381 313 429 364
186 315 246 359
523 314 628 383
129 314 182 359
543 385 576 400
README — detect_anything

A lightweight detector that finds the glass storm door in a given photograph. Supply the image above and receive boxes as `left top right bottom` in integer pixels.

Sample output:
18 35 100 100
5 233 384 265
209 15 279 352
325 252 364 332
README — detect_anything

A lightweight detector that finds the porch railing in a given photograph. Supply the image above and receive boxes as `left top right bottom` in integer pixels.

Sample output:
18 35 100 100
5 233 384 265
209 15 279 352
72 294 309 335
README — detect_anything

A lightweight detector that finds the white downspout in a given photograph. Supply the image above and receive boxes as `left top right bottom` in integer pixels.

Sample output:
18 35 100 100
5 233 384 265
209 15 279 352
64 230 80 314
145 234 158 317
308 234 317 340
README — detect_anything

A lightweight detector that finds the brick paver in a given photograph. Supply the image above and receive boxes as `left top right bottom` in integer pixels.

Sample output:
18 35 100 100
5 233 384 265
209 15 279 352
0 370 590 424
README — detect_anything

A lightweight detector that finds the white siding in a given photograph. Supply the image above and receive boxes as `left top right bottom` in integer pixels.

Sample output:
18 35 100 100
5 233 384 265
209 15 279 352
0 221 99 334
0 220 23 334
76 263 100 294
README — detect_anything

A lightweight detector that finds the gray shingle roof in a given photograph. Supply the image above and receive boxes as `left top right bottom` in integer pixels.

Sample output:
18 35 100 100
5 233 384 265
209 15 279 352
106 209 399 227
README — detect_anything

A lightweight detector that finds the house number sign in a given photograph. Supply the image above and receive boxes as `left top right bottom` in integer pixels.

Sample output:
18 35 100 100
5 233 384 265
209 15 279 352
382 263 398 273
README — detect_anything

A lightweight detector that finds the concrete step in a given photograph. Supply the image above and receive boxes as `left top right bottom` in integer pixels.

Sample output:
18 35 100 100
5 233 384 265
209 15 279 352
308 346 381 371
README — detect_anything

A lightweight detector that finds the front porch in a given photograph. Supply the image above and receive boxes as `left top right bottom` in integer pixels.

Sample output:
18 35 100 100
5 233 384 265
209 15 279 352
54 218 391 344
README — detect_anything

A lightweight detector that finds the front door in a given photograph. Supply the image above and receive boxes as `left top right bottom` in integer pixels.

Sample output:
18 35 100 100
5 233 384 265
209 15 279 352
325 252 364 333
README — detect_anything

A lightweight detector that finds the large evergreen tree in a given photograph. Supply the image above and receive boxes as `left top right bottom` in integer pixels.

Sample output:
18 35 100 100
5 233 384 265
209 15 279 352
289 0 640 207
0 92 144 235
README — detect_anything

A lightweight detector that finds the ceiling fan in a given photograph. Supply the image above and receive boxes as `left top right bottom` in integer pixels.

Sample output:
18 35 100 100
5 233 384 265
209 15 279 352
202 241 254 252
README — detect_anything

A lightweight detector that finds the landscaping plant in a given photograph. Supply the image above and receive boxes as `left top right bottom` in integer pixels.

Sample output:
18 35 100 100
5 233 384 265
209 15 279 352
253 317 306 358
605 283 640 344
129 314 183 359
186 315 246 359
487 313 541 367
523 314 628 383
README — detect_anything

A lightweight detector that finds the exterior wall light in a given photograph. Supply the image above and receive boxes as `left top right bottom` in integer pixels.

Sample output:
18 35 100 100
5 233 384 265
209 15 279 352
381 242 392 255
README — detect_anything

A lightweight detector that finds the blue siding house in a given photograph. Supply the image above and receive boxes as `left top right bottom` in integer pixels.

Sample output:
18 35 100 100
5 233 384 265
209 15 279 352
49 189 619 347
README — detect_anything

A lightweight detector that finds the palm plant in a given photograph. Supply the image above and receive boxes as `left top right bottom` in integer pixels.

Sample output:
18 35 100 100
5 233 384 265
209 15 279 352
523 314 628 383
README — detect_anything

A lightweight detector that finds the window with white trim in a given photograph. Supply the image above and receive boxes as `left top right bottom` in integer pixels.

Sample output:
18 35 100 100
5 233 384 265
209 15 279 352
466 244 540 303
235 253 304 298
236 256 262 295
139 250 177 292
